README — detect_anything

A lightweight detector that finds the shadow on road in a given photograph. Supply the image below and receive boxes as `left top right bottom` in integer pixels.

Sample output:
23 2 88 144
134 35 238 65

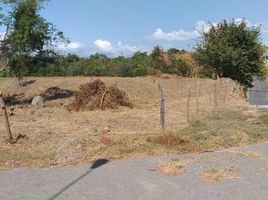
48 159 109 200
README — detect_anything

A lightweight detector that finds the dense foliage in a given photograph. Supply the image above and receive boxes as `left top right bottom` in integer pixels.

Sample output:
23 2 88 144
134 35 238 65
0 48 197 77
194 19 267 88
0 0 66 83
1 5 267 86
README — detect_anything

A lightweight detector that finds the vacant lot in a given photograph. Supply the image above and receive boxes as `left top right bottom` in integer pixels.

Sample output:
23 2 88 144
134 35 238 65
0 76 258 169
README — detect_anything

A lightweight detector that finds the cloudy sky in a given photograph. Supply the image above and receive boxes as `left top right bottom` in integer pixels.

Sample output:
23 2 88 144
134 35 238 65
38 0 268 57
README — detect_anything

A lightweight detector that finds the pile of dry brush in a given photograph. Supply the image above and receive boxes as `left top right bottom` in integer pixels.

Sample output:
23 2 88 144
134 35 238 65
66 79 133 111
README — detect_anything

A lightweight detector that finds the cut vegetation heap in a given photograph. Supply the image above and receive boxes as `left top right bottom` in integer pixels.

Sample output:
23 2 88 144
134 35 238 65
67 79 133 111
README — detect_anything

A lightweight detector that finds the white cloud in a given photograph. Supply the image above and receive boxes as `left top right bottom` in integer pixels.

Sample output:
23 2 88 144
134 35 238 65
150 28 198 41
148 19 268 42
94 39 113 51
148 21 213 42
117 41 139 53
195 20 217 34
93 39 142 57
56 42 84 52
55 42 90 57
259 22 268 33
53 39 143 57
0 32 6 40
57 42 84 50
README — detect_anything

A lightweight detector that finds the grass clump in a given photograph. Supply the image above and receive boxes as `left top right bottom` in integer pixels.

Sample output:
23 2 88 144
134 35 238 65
171 109 268 150
201 167 237 183
156 159 189 176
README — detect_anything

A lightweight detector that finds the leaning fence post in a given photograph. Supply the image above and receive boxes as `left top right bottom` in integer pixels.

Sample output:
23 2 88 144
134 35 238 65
0 91 13 143
159 83 165 131
187 87 191 123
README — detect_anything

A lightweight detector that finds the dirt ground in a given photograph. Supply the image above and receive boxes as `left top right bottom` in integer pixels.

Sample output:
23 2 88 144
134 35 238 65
0 76 248 168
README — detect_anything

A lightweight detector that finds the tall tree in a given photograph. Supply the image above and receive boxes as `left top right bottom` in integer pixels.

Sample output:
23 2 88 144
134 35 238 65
0 0 66 84
194 19 267 88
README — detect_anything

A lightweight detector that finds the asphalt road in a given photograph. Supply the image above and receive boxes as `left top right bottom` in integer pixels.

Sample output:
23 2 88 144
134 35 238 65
249 76 268 107
0 143 267 200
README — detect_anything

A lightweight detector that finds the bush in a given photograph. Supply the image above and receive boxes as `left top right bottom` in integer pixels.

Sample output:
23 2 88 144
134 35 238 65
194 19 267 88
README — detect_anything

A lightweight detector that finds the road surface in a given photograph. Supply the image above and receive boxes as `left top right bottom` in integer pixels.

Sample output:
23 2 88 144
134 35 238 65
0 143 267 200
249 76 268 108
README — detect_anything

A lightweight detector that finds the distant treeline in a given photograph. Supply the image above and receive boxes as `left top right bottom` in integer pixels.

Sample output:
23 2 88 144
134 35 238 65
0 47 207 78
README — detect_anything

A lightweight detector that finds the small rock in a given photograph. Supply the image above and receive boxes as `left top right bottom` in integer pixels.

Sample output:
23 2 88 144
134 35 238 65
31 96 45 106
102 127 111 134
9 111 14 116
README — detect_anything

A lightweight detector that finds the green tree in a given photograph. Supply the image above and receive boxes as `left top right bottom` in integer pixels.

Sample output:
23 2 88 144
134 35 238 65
194 19 267 88
0 0 66 84
66 53 80 63
167 48 186 55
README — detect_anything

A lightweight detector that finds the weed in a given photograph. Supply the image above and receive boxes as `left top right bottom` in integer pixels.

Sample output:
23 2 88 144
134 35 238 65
156 159 189 176
202 167 237 183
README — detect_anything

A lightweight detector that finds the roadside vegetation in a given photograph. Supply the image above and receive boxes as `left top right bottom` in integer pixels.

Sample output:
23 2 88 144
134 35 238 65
0 109 267 169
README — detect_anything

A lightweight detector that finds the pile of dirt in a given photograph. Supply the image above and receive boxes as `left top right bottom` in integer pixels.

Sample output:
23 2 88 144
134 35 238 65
40 87 74 101
66 79 133 111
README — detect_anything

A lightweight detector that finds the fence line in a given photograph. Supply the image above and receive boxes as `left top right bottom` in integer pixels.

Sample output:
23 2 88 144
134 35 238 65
156 78 245 130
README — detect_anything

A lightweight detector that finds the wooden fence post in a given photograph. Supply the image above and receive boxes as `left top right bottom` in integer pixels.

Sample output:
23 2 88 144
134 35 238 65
159 83 165 131
196 80 200 121
0 91 13 143
187 87 191 123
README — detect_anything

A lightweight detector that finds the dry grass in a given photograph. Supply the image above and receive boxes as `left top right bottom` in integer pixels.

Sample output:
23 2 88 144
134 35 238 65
0 76 264 169
230 150 263 160
201 167 237 183
155 159 189 176
0 108 267 169
0 76 247 136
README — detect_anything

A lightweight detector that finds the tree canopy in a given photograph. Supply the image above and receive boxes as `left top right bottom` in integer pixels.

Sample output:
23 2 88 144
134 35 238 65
194 19 267 88
0 0 66 83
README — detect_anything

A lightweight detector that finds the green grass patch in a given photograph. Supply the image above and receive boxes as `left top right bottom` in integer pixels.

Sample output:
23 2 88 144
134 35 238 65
0 146 54 169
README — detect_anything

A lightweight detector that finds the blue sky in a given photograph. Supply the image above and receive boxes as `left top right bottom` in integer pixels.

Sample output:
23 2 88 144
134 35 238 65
31 0 268 56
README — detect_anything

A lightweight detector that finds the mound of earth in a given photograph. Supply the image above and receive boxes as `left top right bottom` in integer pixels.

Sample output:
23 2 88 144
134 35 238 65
40 87 73 101
66 79 133 111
